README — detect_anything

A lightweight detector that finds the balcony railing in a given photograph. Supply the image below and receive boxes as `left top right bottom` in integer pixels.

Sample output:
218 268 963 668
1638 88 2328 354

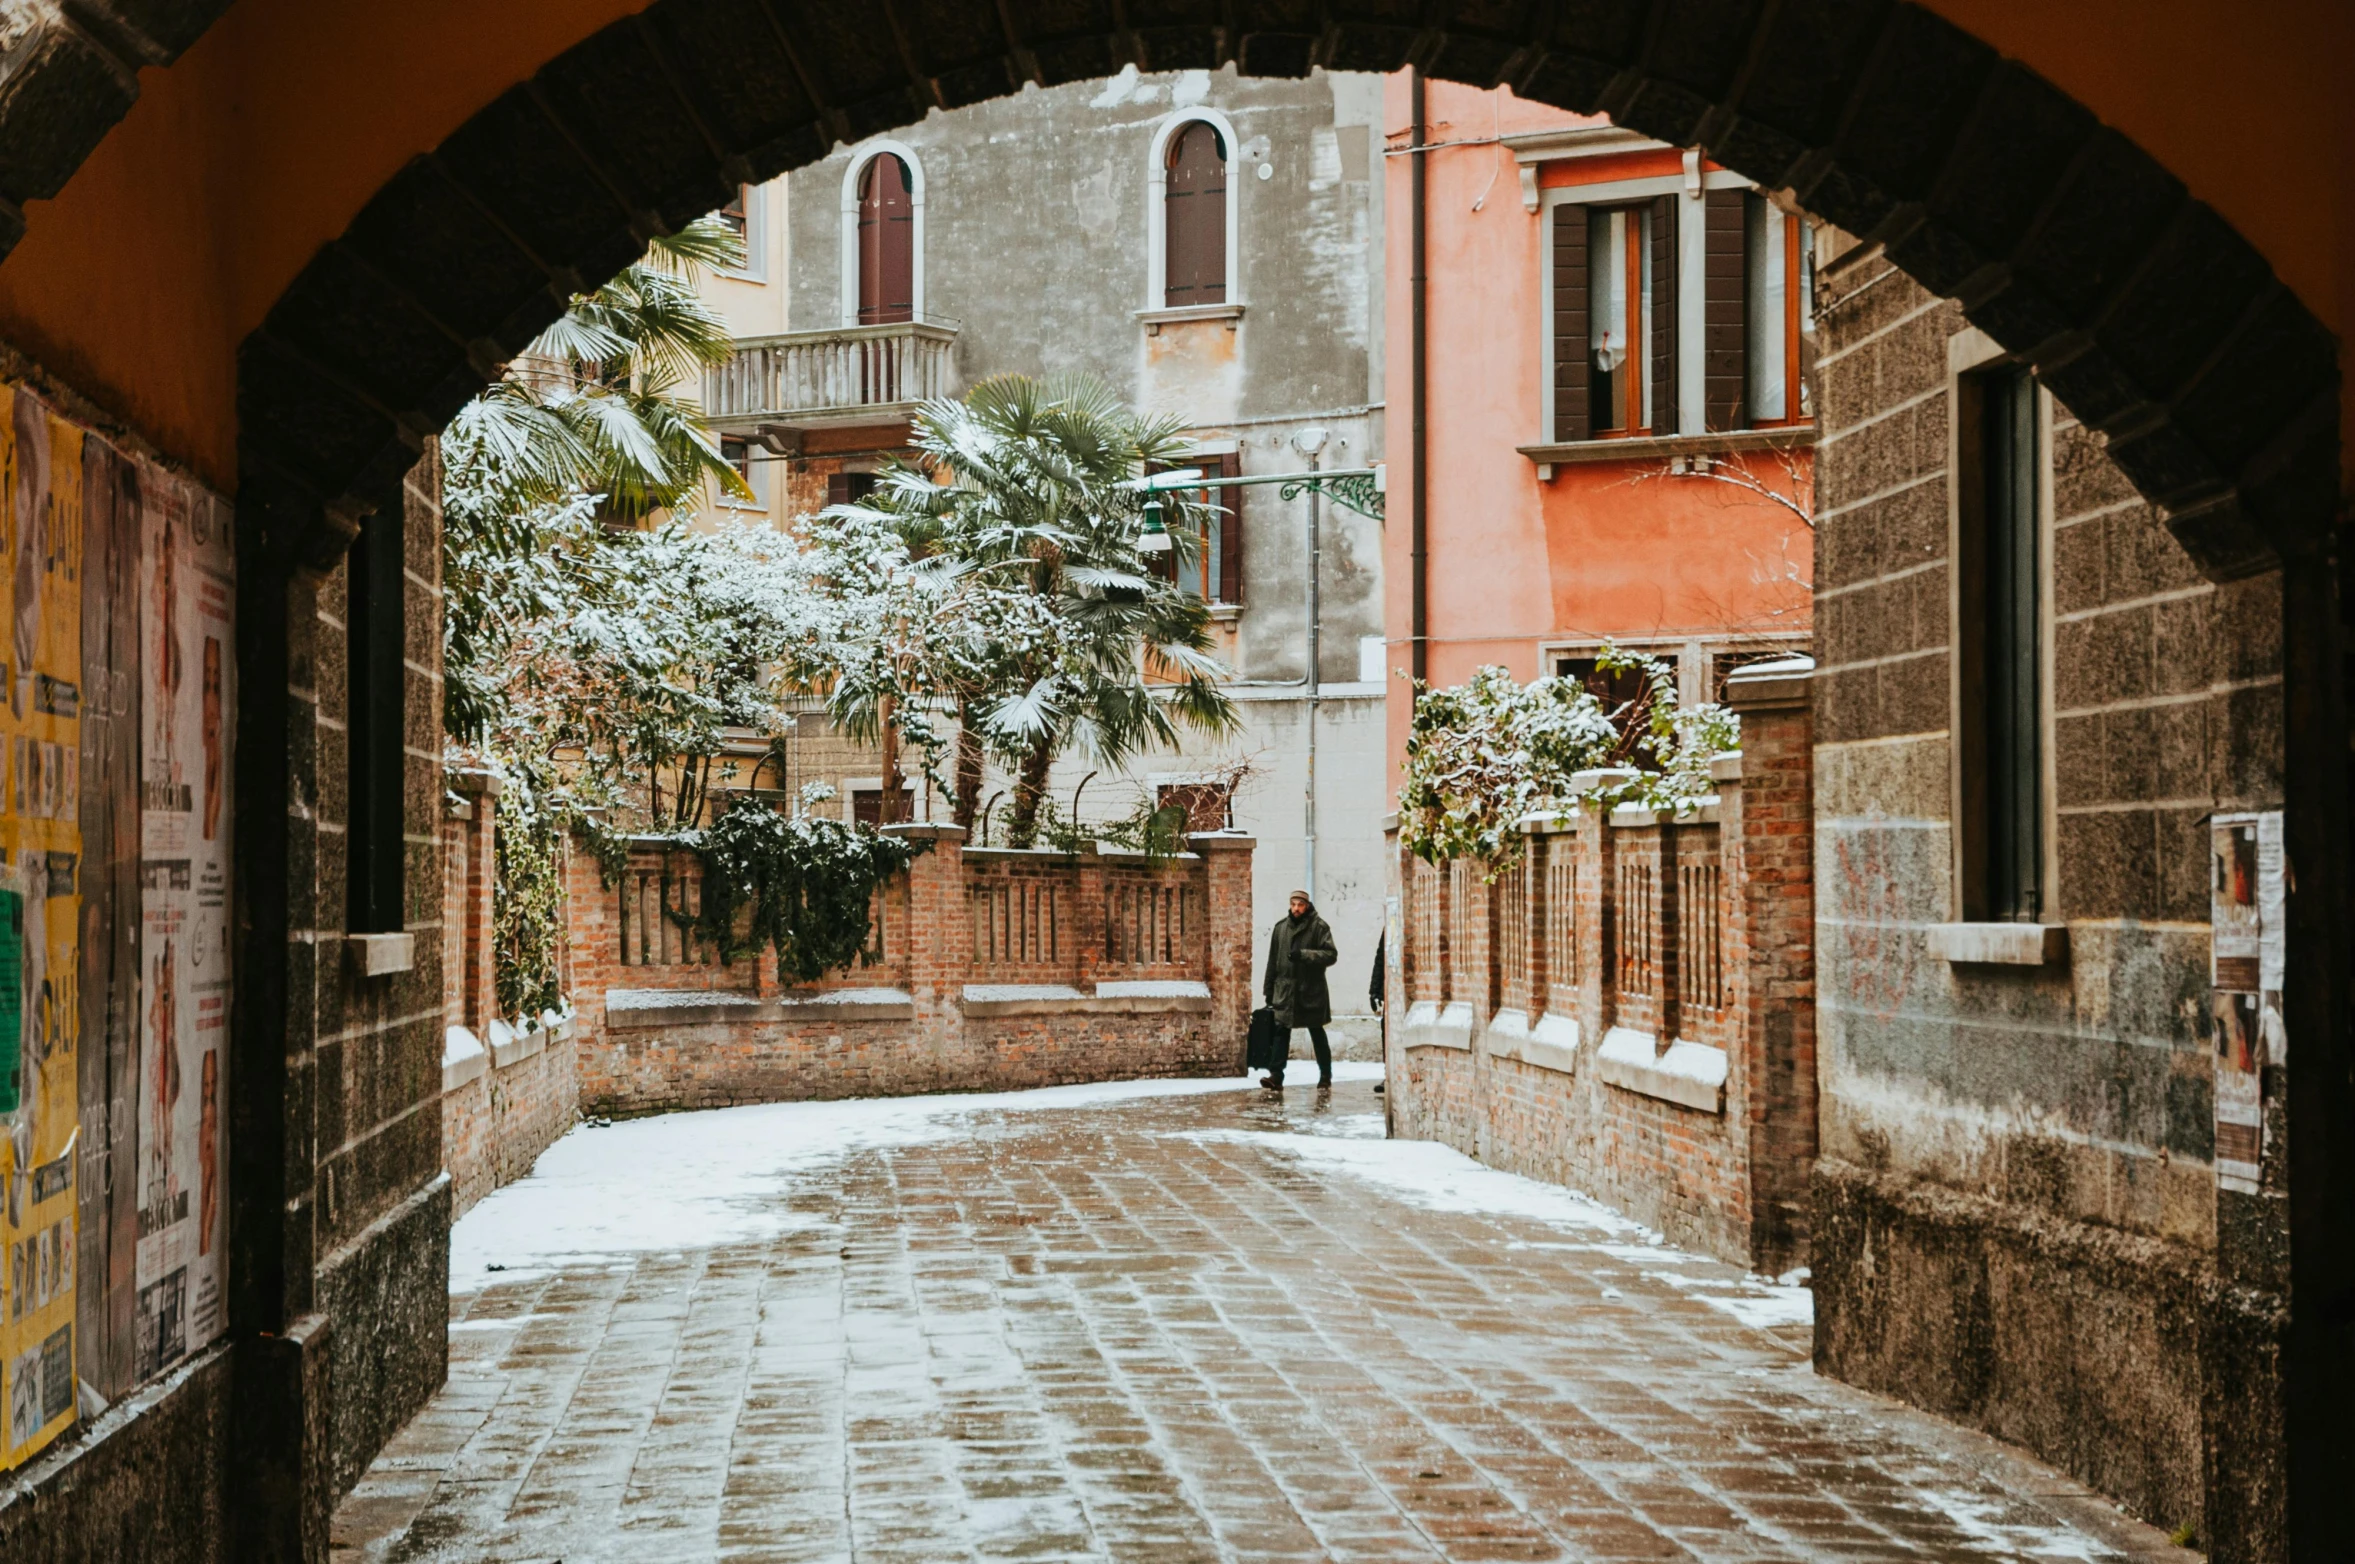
703 318 960 430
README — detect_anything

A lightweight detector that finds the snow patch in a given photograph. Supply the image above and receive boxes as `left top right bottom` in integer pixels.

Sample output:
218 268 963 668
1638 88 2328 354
1090 65 1140 107
452 1066 1382 1277
1181 1128 1650 1236
1921 1488 2111 1560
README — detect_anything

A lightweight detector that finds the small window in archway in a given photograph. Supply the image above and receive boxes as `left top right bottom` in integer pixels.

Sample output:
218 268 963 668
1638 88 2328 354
1164 122 1228 308
857 154 915 325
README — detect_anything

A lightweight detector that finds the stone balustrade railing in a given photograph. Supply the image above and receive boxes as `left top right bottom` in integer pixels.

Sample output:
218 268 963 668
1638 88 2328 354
701 319 960 429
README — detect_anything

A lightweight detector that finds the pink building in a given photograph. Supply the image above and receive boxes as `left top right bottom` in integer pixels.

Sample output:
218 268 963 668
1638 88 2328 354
1381 78 1816 782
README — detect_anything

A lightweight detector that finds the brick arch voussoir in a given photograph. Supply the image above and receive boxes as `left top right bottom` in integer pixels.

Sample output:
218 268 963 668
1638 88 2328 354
198 0 2336 577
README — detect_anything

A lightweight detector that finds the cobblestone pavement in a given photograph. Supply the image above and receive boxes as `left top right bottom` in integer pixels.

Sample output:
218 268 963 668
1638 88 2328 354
335 1074 2192 1563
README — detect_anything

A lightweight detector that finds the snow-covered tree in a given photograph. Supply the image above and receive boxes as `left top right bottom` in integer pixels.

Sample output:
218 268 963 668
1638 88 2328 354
1397 651 1738 871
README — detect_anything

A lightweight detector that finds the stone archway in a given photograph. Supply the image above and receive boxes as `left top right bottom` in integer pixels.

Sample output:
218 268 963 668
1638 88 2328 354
219 2 2335 579
0 2 2342 1558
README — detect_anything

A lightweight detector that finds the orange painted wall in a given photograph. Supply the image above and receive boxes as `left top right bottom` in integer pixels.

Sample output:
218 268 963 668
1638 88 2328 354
0 0 646 490
1380 79 1813 789
0 0 2337 494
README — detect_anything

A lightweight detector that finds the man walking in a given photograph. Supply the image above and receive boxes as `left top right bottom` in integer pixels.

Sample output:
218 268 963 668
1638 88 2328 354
1261 890 1338 1090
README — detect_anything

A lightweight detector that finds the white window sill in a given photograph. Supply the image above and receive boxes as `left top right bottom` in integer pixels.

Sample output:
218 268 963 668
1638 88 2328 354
1517 425 1815 477
1137 303 1245 333
1927 922 2069 967
346 932 415 977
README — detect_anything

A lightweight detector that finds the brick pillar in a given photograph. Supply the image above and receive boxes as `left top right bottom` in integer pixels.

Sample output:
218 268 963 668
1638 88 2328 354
1192 833 1257 1070
447 769 500 1034
885 823 968 1028
564 828 618 1032
1724 660 1816 1275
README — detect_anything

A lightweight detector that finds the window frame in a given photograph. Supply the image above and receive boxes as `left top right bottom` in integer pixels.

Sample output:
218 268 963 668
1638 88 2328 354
1946 328 2057 927
713 181 768 282
1536 165 1794 449
838 140 927 328
1145 108 1242 315
1742 192 1813 428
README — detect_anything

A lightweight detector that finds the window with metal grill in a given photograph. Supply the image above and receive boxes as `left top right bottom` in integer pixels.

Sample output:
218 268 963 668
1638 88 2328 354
1163 122 1228 308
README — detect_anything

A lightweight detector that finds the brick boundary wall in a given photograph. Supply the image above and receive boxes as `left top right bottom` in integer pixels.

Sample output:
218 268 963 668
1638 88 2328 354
570 824 1257 1116
1385 668 1815 1274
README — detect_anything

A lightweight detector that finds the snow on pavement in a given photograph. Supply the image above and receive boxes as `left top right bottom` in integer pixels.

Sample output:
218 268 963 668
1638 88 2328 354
452 1063 1383 1277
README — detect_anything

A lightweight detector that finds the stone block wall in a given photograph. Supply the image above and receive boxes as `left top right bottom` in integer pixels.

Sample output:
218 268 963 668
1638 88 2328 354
572 826 1256 1115
1806 246 2287 1554
1386 675 1816 1273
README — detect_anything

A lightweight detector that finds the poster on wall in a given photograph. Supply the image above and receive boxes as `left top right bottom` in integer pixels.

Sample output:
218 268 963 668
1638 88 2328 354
2209 811 2285 1197
131 464 233 1387
0 386 85 1469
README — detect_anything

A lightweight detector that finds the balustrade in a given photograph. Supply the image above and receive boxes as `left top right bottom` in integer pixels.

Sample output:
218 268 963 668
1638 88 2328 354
703 320 960 425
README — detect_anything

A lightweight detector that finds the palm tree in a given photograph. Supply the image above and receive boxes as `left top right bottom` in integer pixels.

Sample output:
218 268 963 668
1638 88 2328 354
821 373 1237 845
443 216 750 743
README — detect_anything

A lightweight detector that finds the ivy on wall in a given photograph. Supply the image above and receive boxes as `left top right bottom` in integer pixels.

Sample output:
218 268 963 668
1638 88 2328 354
678 806 925 984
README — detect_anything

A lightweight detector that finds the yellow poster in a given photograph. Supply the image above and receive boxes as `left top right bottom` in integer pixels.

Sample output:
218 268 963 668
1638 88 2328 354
0 384 84 1469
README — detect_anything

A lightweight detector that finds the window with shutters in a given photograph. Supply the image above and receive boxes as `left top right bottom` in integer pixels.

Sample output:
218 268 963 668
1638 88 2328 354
1163 120 1229 308
1539 157 1816 447
1743 194 1813 425
1146 452 1243 605
1953 364 2049 923
825 471 878 509
1549 197 1676 441
839 142 924 327
856 154 916 324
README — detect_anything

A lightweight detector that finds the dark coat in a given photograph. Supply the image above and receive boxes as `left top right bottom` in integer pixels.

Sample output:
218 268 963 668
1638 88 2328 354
1264 904 1338 1028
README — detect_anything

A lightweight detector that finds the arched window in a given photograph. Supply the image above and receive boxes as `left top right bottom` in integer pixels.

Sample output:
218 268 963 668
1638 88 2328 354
856 153 916 324
1162 121 1228 308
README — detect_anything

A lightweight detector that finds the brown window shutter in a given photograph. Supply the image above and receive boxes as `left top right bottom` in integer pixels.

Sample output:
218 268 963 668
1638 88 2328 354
1550 203 1590 442
827 471 877 508
1217 450 1244 605
857 154 915 325
1702 187 1747 430
1165 123 1228 307
1649 194 1679 436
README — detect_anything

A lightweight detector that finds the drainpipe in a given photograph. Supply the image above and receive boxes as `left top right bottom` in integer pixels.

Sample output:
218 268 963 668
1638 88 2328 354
1409 66 1429 685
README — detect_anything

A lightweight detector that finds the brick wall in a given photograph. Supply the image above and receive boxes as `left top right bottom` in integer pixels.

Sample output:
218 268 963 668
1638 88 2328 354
1805 249 2287 1553
573 824 1257 1114
1387 679 1815 1273
436 770 582 1220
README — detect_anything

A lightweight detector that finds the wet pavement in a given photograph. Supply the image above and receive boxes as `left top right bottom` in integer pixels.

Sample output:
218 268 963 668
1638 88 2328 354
333 1072 2192 1563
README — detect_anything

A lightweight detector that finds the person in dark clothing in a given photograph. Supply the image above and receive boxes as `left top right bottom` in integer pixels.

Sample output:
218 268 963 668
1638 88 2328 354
1369 931 1387 1097
1262 891 1338 1089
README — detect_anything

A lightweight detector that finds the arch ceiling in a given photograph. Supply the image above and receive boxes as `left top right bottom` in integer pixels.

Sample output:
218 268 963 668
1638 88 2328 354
0 0 2338 578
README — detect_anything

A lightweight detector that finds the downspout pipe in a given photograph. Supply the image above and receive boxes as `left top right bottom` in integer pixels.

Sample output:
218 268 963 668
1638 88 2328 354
1409 65 1429 685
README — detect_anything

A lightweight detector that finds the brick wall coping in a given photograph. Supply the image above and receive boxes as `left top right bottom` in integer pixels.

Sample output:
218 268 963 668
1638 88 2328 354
1707 753 1743 784
1595 1027 1729 1115
443 1027 488 1091
962 845 1100 866
1609 800 1721 829
606 986 917 1029
1480 1008 1582 1077
960 983 1213 1017
1723 656 1814 712
1402 999 1476 1053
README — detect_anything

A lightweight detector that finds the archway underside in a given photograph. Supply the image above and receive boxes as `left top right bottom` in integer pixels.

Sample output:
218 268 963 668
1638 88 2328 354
93 0 2308 581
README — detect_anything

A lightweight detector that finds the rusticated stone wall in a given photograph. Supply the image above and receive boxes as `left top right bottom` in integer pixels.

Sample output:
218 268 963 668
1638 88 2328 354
1805 245 2288 1556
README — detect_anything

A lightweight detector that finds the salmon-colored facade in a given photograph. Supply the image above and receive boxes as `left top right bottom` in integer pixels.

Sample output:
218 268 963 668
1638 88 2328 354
1380 80 1815 788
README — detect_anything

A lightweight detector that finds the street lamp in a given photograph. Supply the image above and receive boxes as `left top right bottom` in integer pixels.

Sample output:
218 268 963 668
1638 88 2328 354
1136 492 1173 554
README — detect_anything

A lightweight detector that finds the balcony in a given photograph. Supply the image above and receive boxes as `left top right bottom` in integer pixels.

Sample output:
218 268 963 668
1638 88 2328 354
703 317 960 444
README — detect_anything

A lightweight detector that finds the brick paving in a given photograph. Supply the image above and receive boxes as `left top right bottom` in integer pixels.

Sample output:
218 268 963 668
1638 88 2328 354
334 1078 2193 1563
